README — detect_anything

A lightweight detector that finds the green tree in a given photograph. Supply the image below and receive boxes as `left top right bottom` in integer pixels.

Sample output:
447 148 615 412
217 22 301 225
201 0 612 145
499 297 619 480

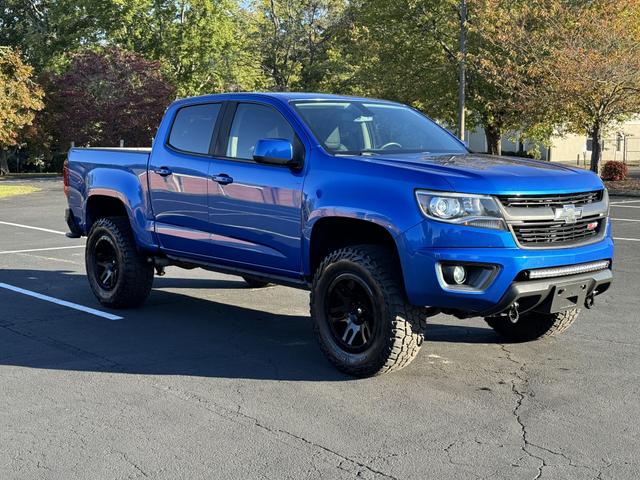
0 0 121 71
0 47 44 174
252 0 346 91
465 0 559 155
320 0 458 120
112 0 264 96
0 0 263 96
325 0 557 154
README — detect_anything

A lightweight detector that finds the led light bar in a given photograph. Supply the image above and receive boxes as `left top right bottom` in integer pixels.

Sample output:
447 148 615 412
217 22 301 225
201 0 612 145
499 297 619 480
526 260 610 280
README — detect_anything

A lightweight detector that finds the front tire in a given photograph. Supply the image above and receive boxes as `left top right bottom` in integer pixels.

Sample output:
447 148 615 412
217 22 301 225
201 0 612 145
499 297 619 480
311 245 427 377
485 308 580 342
86 217 154 308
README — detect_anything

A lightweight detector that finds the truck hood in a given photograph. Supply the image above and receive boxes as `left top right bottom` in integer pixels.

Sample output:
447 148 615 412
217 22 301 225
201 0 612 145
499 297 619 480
352 153 604 194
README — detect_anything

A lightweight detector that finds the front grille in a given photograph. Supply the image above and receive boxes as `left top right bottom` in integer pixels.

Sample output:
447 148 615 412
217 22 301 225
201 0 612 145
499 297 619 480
512 216 604 246
497 190 603 208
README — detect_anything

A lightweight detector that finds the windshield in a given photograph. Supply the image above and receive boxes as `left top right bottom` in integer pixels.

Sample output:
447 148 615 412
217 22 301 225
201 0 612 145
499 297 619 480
292 100 467 156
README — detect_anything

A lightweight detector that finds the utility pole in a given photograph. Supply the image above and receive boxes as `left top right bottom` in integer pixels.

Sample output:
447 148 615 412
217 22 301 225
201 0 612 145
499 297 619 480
457 0 467 142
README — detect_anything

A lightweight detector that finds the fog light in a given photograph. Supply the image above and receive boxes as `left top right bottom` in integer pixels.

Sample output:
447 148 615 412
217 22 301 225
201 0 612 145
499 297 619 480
452 265 467 285
438 263 498 291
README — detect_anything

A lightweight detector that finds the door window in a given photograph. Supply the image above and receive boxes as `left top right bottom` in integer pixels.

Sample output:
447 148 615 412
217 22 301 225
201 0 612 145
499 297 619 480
168 103 222 155
226 103 295 160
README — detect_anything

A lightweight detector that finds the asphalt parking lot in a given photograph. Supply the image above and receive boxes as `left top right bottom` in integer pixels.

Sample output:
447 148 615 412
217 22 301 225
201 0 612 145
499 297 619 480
1 179 639 480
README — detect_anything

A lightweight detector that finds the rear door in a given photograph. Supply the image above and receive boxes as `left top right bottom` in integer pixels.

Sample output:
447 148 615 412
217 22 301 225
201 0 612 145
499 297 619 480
148 102 223 258
206 101 306 273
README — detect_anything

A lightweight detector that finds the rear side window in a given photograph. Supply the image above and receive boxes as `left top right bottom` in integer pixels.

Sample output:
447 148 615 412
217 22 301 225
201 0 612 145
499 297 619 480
226 103 295 160
168 103 222 155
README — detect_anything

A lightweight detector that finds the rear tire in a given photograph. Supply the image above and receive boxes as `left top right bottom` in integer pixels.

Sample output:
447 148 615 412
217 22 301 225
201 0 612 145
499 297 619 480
86 217 154 308
484 308 580 342
242 276 271 288
311 245 427 377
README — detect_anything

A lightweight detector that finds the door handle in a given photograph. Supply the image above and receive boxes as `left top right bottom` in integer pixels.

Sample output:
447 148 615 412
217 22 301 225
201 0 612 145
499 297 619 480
154 166 172 177
212 174 233 185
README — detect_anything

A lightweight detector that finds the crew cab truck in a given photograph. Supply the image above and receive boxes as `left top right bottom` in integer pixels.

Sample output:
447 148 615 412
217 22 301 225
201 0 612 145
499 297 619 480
64 92 613 377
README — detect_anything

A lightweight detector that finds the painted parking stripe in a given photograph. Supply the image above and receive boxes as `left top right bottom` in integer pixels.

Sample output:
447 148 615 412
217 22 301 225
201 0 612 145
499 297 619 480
610 199 640 205
0 245 84 255
614 237 640 242
0 282 122 320
610 205 640 209
612 218 640 222
0 220 66 235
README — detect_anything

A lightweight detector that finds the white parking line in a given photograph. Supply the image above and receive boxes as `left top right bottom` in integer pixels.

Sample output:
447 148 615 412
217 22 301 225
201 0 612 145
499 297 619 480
0 283 122 320
15 252 81 265
0 245 84 255
612 218 640 222
614 237 640 242
0 220 66 235
610 199 640 205
610 205 640 209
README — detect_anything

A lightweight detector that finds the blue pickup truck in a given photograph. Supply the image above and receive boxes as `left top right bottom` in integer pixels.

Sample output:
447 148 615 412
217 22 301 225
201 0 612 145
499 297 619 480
64 92 613 376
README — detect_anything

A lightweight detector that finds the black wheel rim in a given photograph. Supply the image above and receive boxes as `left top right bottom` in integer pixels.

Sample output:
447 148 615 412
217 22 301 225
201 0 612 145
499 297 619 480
324 273 378 353
93 236 119 291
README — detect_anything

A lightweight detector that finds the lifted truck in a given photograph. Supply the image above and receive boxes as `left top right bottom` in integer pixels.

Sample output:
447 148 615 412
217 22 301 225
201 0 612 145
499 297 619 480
64 93 613 376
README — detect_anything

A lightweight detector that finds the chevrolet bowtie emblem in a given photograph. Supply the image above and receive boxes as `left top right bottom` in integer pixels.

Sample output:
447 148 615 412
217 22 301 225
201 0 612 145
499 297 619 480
554 204 582 224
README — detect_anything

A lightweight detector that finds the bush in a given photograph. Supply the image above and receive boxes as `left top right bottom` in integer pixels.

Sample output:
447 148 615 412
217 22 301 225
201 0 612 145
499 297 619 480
601 161 629 181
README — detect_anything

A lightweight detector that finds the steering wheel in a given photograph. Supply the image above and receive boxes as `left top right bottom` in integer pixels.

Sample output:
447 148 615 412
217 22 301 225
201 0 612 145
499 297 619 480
379 142 402 150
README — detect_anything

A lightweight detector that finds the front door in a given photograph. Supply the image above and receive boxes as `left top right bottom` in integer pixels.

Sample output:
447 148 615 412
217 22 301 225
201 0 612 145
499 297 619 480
207 102 305 273
148 102 222 258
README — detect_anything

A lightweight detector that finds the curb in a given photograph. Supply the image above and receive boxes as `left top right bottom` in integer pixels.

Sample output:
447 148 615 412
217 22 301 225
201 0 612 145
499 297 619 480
0 175 62 182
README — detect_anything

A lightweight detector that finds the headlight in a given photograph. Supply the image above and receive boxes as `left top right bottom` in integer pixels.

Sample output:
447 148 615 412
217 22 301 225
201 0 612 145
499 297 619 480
415 190 506 230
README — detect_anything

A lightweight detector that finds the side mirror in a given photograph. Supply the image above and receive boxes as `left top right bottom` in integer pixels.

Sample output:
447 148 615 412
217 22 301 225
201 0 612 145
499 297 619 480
253 138 297 167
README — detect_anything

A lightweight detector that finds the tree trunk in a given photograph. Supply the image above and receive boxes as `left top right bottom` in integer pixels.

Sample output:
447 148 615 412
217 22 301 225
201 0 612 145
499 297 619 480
590 124 602 174
484 125 502 155
0 150 9 176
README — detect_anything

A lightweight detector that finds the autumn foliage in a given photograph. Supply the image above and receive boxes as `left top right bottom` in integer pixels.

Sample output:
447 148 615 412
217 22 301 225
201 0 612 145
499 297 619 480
0 47 43 149
44 48 175 148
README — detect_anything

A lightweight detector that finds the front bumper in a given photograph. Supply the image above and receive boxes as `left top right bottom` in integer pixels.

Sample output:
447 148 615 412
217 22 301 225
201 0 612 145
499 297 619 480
398 222 614 314
478 268 612 317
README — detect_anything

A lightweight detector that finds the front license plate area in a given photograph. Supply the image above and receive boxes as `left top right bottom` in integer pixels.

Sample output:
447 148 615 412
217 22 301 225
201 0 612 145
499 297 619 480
546 280 590 313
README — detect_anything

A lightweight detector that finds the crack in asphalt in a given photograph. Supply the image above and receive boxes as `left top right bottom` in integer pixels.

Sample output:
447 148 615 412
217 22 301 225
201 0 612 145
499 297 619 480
499 345 547 479
0 310 619 479
0 323 123 370
151 383 399 480
116 450 149 478
443 441 482 479
499 345 610 480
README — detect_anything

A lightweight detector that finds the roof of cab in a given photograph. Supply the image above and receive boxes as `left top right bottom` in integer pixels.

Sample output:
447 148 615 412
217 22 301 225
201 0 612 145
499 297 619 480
169 92 398 108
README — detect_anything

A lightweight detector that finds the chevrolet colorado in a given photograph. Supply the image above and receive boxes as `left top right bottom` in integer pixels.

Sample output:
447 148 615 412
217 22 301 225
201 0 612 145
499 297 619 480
64 93 613 376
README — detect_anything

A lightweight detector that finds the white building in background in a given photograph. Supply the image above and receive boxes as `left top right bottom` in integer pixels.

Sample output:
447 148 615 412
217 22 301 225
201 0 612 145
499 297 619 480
465 117 640 166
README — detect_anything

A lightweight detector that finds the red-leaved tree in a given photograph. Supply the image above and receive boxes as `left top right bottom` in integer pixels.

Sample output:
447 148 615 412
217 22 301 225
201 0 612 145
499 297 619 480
45 48 175 148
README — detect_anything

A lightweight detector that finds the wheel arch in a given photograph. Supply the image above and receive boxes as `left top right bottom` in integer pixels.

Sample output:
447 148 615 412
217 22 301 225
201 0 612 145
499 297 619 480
306 214 403 280
84 188 157 251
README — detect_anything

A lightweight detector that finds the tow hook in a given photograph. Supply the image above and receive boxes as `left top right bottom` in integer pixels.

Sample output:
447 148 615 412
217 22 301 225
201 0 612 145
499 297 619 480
585 293 595 309
508 302 520 324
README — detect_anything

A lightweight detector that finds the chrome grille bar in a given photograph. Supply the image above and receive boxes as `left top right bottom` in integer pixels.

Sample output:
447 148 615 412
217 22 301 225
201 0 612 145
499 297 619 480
511 216 603 246
497 190 603 209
